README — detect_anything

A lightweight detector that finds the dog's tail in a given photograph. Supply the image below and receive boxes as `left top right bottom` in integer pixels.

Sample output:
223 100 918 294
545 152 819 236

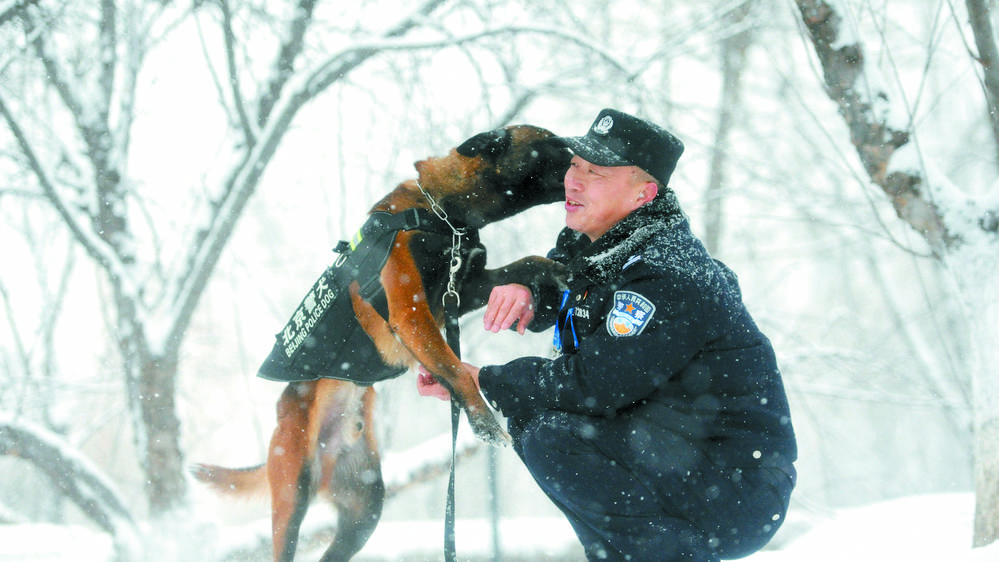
190 463 269 498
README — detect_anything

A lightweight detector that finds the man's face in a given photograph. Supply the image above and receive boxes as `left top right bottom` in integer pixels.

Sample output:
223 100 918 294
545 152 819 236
563 155 657 241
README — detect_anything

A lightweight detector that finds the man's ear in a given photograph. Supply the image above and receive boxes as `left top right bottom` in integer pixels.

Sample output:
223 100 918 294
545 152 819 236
638 182 658 205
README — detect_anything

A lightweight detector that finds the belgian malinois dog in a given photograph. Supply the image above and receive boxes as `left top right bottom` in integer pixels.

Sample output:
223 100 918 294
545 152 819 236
193 124 570 561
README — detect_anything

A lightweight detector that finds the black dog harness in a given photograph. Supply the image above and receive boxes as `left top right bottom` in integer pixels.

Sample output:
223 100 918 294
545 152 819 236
256 208 471 384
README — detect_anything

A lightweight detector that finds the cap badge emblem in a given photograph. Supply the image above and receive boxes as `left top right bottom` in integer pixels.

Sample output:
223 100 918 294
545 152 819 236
593 115 614 135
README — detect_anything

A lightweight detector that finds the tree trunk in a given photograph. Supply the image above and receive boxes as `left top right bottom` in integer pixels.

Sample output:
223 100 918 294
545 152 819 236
794 0 999 546
132 349 185 513
948 252 999 547
703 2 751 255
110 280 186 512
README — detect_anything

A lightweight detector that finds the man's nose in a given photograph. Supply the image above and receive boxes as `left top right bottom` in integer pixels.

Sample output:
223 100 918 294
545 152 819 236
564 170 581 191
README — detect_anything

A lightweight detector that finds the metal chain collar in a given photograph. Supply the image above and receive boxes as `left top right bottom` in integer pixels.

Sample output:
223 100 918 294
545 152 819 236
416 181 465 306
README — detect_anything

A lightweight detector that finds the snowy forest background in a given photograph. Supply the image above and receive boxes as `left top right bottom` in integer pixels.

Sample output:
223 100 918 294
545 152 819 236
2 0 999 560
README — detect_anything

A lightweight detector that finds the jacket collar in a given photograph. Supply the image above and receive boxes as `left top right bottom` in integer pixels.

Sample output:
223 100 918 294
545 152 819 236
568 188 687 283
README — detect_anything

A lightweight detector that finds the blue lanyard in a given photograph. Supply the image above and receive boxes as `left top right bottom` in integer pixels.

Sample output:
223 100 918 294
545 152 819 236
552 290 580 354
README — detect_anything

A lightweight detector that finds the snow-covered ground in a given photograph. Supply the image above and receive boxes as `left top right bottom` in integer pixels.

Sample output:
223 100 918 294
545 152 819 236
2 493 998 561
352 493 999 561
752 493 999 562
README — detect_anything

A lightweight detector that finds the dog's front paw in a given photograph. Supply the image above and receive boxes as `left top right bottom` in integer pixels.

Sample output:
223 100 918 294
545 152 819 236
468 411 512 447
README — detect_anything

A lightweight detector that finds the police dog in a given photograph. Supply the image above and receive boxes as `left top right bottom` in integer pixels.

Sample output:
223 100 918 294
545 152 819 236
193 125 570 562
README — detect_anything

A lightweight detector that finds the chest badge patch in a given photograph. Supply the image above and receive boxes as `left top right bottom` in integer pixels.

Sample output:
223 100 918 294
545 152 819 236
607 291 656 337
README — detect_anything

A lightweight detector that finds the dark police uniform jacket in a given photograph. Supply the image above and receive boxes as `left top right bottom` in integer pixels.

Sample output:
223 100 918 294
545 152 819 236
478 189 797 470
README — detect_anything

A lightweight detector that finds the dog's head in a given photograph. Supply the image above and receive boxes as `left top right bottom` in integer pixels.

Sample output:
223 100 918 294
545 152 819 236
414 125 571 228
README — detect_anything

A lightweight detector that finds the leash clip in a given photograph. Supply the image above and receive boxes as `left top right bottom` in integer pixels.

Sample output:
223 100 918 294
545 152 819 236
416 181 465 308
444 228 464 307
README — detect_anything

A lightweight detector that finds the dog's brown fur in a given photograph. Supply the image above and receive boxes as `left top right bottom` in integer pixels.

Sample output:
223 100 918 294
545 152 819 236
193 125 570 561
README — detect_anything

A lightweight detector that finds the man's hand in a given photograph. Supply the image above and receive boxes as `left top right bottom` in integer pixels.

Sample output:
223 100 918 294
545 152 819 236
416 366 450 401
416 364 481 401
483 283 534 335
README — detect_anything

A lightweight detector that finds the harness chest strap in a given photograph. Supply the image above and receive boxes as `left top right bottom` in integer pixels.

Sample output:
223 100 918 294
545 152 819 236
335 207 455 253
333 207 460 302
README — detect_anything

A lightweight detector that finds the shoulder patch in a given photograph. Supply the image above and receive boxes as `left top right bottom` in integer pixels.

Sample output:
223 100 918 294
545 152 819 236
607 290 656 337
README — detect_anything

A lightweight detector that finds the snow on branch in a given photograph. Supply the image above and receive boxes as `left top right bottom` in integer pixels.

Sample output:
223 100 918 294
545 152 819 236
382 423 482 499
794 0 970 255
21 5 109 161
301 24 632 99
3 4 140 296
0 0 36 27
0 414 142 560
0 94 135 292
254 0 319 129
966 0 999 151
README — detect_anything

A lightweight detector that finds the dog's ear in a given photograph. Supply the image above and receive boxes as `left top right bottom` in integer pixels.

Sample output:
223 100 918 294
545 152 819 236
456 128 511 159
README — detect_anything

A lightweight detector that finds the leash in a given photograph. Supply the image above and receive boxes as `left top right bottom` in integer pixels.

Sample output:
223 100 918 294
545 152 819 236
443 294 461 562
418 182 463 562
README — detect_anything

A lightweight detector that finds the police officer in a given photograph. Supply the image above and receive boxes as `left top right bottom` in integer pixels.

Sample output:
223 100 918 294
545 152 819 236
418 109 797 561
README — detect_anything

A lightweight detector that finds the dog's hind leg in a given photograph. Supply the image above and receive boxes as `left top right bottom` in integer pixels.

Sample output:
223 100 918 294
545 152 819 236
268 381 319 561
317 386 384 562
268 380 356 561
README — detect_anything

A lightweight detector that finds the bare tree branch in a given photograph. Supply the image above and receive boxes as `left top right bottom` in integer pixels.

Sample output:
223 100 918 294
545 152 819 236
0 279 31 393
382 428 482 499
2 0 664 522
0 415 141 560
704 1 752 255
0 93 132 287
303 24 633 99
21 6 112 178
966 0 999 162
109 4 145 171
256 0 320 126
219 0 257 147
0 0 37 27
18 3 139 279
98 0 116 125
794 0 955 255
